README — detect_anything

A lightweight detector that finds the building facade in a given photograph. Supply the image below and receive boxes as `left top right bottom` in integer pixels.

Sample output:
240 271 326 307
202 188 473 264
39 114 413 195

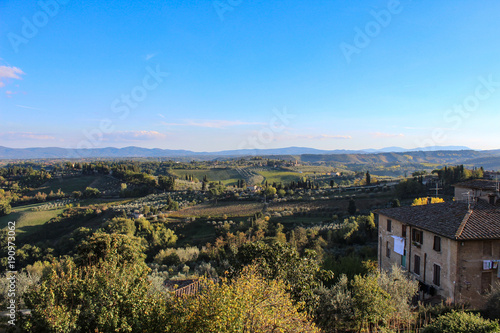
377 195 500 309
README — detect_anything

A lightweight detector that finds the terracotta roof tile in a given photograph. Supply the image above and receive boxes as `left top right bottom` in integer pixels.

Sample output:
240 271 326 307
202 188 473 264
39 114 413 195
376 200 500 240
453 179 499 191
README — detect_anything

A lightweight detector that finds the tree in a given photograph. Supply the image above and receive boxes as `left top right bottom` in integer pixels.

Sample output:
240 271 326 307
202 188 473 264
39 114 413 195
74 231 146 267
315 274 354 332
166 195 179 211
391 199 401 208
412 197 445 206
351 273 394 331
348 197 357 215
365 171 371 186
422 311 499 333
170 265 320 333
209 182 225 205
264 185 277 199
24 258 169 333
83 187 101 198
105 217 136 236
0 200 11 216
230 241 332 314
316 265 417 332
158 175 175 191
485 281 500 320
72 191 82 199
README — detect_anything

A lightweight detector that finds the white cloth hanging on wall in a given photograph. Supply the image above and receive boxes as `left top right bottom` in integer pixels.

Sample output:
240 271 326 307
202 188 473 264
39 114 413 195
391 235 405 255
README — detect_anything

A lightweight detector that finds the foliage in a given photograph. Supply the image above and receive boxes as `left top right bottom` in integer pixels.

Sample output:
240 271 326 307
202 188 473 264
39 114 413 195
0 271 41 309
106 217 136 236
485 281 500 320
23 258 170 333
329 214 377 245
83 186 101 198
229 241 332 313
315 274 355 332
412 197 445 206
351 273 394 330
158 175 175 191
264 185 277 198
154 246 200 265
316 265 418 332
391 198 401 207
422 310 499 333
322 254 373 283
0 200 12 216
395 177 427 199
377 265 418 327
74 231 146 267
169 265 320 333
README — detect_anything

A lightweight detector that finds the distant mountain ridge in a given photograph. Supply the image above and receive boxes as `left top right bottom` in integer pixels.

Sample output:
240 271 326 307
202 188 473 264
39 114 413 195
1 145 500 169
0 145 474 159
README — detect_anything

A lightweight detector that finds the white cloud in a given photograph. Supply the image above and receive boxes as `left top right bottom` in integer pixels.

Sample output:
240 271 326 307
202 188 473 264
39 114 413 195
370 132 404 138
0 66 24 86
145 53 158 61
162 119 266 129
104 130 167 141
0 66 24 80
0 132 55 140
15 105 44 111
272 133 352 142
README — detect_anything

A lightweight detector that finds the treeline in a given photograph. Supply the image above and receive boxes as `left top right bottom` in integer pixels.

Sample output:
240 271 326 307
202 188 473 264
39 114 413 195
395 164 485 199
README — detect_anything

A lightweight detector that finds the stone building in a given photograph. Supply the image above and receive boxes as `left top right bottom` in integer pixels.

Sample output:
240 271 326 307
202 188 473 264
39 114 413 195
376 196 500 308
454 179 499 205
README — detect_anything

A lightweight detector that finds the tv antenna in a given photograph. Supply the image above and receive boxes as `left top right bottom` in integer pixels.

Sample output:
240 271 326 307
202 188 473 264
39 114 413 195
462 191 473 210
433 181 442 198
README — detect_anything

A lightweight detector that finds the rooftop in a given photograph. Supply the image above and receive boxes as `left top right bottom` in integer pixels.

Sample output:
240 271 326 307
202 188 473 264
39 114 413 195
377 199 500 240
453 179 499 191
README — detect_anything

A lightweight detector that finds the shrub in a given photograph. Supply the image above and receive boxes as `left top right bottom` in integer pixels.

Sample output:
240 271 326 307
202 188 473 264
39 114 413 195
422 311 500 333
485 281 500 320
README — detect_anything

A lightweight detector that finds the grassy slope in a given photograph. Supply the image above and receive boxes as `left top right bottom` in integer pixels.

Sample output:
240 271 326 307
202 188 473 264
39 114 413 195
0 204 65 239
29 175 100 195
170 169 241 186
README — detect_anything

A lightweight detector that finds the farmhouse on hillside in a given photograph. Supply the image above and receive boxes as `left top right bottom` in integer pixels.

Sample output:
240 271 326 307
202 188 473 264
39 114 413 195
376 180 500 309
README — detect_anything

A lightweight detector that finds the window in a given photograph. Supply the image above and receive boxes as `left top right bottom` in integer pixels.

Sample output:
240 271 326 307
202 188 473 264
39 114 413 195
402 225 407 238
483 241 492 256
433 236 441 252
414 255 421 275
387 219 392 232
433 264 441 286
386 241 391 258
412 229 423 244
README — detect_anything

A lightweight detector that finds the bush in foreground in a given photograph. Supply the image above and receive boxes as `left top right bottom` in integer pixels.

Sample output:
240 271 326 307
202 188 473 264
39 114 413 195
422 310 500 333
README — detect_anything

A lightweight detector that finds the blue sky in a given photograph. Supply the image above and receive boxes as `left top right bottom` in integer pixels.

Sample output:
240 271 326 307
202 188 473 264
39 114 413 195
1 0 500 151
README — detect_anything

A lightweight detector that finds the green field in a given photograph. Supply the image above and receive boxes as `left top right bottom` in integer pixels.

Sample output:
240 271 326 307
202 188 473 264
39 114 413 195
255 170 304 184
171 168 241 186
0 203 65 239
30 175 101 195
